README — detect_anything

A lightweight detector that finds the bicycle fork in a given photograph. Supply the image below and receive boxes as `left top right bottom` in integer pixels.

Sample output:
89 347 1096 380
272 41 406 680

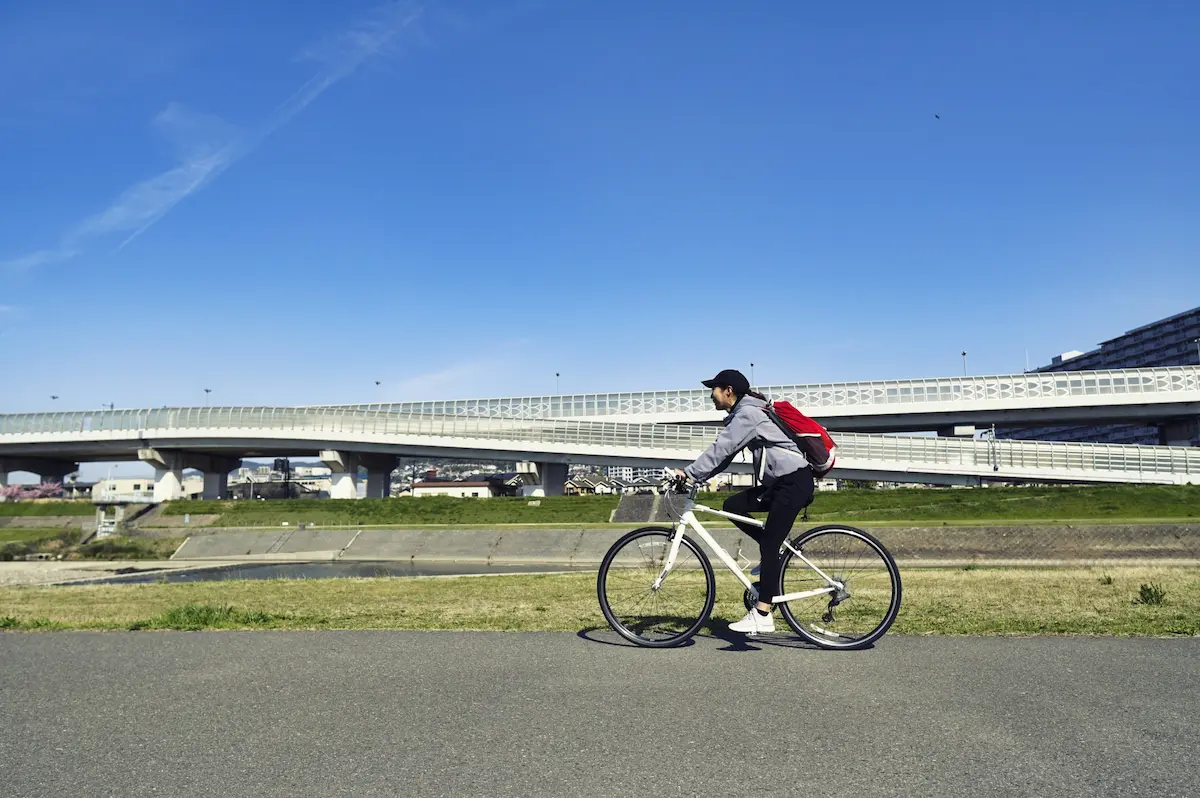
650 521 690 591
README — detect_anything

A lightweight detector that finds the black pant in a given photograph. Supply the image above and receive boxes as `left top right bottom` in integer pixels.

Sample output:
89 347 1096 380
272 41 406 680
722 468 815 606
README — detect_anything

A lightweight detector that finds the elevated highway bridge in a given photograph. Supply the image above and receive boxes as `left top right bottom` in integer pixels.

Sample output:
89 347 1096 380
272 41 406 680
2 403 1197 501
332 366 1200 439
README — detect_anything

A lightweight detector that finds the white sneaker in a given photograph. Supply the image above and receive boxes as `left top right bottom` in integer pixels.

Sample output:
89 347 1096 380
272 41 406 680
729 609 775 635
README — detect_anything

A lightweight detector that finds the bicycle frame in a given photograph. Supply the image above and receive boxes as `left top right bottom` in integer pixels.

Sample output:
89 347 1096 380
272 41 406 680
651 492 844 604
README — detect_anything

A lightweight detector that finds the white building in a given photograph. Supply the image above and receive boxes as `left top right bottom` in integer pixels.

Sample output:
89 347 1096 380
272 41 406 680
93 474 204 501
413 480 496 498
603 465 663 482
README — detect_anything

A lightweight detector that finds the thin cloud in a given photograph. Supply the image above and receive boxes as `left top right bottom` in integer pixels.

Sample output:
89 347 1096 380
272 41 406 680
0 304 19 339
385 353 521 402
390 361 500 401
1 247 78 272
1 1 423 270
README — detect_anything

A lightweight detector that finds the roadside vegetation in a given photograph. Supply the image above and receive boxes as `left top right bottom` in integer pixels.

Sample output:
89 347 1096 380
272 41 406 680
1 567 1196 635
150 484 1200 528
0 530 184 562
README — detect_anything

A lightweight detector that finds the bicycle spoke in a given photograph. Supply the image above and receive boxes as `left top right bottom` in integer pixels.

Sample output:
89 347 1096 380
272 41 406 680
778 527 901 649
598 529 714 646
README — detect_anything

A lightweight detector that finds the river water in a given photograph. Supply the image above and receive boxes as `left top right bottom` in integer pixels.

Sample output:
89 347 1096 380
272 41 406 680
69 561 591 585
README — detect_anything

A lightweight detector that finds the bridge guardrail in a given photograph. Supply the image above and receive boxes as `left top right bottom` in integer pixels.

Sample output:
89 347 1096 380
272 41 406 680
328 366 1200 419
2 406 1197 479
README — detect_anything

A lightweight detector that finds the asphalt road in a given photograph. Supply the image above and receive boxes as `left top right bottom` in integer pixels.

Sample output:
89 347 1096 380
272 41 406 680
1 631 1196 797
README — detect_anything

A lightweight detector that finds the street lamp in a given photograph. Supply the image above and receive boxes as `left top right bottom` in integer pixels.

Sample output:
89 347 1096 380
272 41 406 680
1194 338 1200 365
750 362 755 386
556 372 560 395
961 351 968 376
204 388 212 406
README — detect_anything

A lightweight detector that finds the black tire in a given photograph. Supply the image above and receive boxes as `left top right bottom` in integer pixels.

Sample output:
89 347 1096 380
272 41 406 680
776 525 902 650
597 526 716 648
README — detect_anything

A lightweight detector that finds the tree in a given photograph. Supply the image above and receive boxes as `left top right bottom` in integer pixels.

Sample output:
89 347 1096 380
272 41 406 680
0 484 26 501
841 479 876 490
30 481 63 499
0 481 62 501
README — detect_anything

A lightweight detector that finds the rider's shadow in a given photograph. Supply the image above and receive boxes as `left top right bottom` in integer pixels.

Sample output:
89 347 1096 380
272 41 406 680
697 619 762 652
695 620 835 652
698 616 877 652
577 623 873 652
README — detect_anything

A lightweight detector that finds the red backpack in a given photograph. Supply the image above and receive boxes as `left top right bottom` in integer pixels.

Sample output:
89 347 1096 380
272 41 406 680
763 400 837 478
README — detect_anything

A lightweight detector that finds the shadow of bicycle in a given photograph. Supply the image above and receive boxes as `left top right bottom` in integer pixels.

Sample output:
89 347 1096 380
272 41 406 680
578 619 876 653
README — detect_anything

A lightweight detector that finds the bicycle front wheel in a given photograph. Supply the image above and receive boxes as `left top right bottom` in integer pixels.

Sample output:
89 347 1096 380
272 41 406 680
777 525 901 650
597 526 715 648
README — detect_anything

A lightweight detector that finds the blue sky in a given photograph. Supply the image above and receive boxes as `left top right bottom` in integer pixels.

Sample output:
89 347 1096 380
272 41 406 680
2 0 1198 414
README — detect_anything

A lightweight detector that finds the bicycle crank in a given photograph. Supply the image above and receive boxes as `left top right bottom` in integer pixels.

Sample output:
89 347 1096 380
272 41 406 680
742 581 761 612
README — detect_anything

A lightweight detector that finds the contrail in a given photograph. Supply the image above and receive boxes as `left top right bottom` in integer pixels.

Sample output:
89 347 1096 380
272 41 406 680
1 1 424 269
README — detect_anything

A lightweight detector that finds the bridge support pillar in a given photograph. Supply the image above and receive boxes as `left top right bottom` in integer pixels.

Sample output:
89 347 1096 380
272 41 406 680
1158 418 1199 447
320 450 361 500
536 461 569 497
0 458 80 500
139 448 184 502
153 465 183 503
203 472 229 501
360 454 399 499
192 456 240 500
194 457 241 500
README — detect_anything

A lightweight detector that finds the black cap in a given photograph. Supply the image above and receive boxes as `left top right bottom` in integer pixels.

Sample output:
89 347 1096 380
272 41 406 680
701 369 750 395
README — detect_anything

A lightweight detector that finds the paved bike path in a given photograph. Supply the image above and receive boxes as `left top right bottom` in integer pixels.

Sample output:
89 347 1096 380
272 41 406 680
1 632 1195 797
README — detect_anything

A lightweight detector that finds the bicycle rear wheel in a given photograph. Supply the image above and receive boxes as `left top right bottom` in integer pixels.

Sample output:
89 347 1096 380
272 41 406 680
776 525 901 650
597 526 715 648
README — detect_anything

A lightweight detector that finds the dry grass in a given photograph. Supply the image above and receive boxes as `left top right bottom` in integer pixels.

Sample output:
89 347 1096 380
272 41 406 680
0 567 1196 635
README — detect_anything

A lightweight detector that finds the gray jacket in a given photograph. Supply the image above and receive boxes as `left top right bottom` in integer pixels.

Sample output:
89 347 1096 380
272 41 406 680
683 395 809 486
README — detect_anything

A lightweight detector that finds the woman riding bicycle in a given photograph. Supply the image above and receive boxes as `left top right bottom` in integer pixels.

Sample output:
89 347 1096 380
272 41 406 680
671 368 815 635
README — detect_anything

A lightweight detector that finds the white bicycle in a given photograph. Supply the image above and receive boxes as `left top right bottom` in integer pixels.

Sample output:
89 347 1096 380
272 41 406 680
597 477 902 648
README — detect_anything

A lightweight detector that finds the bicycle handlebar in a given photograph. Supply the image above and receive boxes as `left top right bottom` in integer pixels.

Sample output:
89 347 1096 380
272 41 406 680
660 469 698 498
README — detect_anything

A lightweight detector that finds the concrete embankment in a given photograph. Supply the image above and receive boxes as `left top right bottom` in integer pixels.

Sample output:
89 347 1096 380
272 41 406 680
167 524 1200 565
170 527 760 566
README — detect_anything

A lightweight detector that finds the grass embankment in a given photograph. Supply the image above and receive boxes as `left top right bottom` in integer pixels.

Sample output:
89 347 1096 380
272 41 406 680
0 527 68 545
0 501 94 517
1 567 1196 635
157 484 1200 528
0 530 184 562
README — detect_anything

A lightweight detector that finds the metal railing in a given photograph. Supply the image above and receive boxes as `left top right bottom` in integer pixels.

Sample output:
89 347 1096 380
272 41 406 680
2 368 1195 437
2 406 1197 480
322 366 1200 419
